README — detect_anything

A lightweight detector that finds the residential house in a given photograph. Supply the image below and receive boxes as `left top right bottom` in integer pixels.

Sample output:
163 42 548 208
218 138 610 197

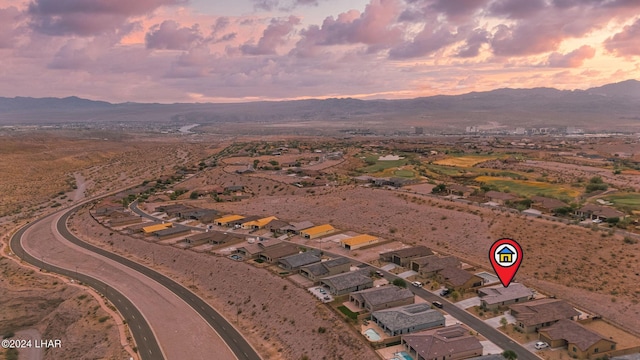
109 215 143 227
278 251 322 271
401 325 483 360
484 191 517 205
142 223 173 236
576 204 625 221
264 219 291 235
280 221 315 234
341 234 378 250
214 215 245 227
160 204 195 218
538 320 616 359
410 256 460 277
184 232 217 246
371 303 445 336
300 257 351 282
180 208 219 223
531 196 569 213
230 215 260 228
153 225 191 240
447 184 473 197
437 267 483 292
300 224 336 239
380 246 433 267
478 283 534 310
225 185 245 193
320 270 373 296
349 286 414 312
241 216 278 230
257 242 300 263
125 221 160 234
510 298 580 333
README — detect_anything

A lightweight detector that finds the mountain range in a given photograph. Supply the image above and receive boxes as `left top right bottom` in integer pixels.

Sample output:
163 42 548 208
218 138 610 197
1 79 638 131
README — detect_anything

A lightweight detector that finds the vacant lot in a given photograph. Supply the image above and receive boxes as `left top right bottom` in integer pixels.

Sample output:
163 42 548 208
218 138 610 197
434 155 501 167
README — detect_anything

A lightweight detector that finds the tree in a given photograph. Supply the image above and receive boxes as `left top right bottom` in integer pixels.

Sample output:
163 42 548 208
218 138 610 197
500 317 508 328
189 191 199 200
450 290 461 302
392 278 407 288
432 183 447 194
503 350 518 360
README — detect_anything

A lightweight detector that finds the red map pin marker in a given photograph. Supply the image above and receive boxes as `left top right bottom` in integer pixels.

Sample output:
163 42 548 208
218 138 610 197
489 238 523 288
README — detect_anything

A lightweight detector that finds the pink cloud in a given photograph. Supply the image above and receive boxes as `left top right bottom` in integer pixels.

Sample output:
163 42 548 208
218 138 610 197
604 18 640 57
0 6 24 48
547 45 596 67
27 0 186 36
145 20 203 50
240 16 300 55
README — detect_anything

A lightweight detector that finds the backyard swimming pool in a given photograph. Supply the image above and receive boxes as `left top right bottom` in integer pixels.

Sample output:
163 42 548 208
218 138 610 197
363 328 381 342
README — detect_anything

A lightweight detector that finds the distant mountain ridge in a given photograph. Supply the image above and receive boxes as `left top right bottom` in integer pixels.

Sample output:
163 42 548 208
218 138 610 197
0 79 638 129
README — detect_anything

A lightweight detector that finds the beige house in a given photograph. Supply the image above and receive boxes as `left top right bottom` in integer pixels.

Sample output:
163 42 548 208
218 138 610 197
539 320 616 359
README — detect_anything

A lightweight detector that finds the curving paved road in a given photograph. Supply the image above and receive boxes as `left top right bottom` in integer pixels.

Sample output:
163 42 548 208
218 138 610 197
12 201 261 360
10 213 163 360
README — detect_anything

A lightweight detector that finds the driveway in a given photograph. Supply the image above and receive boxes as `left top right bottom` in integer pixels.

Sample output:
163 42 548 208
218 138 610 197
484 311 516 328
481 340 503 355
455 296 480 309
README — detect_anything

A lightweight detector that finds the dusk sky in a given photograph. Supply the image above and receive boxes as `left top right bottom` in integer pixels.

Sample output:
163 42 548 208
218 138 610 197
1 0 639 103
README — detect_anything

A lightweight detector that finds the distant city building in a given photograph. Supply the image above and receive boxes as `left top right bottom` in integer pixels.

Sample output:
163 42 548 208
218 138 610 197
414 127 424 135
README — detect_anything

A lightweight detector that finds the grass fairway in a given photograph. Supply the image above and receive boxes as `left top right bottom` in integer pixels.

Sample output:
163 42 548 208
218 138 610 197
434 155 501 167
359 154 410 173
603 192 640 211
475 176 581 199
393 169 415 178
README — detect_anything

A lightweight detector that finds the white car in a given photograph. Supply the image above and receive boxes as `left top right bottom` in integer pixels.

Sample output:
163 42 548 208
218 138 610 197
534 341 549 350
412 281 423 287
592 218 603 224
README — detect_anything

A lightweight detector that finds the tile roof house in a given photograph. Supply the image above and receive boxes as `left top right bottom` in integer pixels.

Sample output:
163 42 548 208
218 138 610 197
341 234 378 250
484 191 517 205
153 225 191 240
411 256 461 277
539 319 616 359
576 204 625 221
278 251 322 271
531 196 569 213
510 298 580 333
320 270 373 296
401 325 483 360
300 257 351 282
437 267 483 292
280 221 315 234
380 246 434 267
257 242 300 263
349 285 415 312
478 283 534 310
372 303 445 336
300 224 336 239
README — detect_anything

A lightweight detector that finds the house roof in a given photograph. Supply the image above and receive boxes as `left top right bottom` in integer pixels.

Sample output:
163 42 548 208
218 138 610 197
185 232 219 242
578 204 625 218
381 246 433 259
242 216 278 228
373 303 444 332
214 214 245 224
278 251 322 268
485 191 517 200
142 223 173 233
412 256 460 273
440 267 479 287
478 283 533 306
531 196 568 210
498 247 515 255
402 325 483 360
321 271 372 291
154 225 190 237
281 220 315 232
301 224 335 236
126 221 160 231
351 286 414 308
510 299 580 327
341 234 378 247
264 219 291 230
260 242 299 260
539 319 614 351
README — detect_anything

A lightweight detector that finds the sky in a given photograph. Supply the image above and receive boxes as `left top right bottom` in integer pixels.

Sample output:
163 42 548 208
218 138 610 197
0 0 639 103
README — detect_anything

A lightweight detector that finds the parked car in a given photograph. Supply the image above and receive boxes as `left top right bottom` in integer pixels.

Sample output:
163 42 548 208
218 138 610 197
319 288 326 294
440 288 451 296
592 218 603 223
375 270 384 277
323 296 331 301
535 342 549 350
432 301 443 308
412 281 423 287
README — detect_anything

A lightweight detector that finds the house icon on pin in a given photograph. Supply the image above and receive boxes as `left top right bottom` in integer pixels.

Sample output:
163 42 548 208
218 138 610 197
498 247 514 263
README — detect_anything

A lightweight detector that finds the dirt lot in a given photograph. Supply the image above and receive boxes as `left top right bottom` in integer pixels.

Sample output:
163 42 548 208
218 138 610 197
70 206 379 360
0 249 129 360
